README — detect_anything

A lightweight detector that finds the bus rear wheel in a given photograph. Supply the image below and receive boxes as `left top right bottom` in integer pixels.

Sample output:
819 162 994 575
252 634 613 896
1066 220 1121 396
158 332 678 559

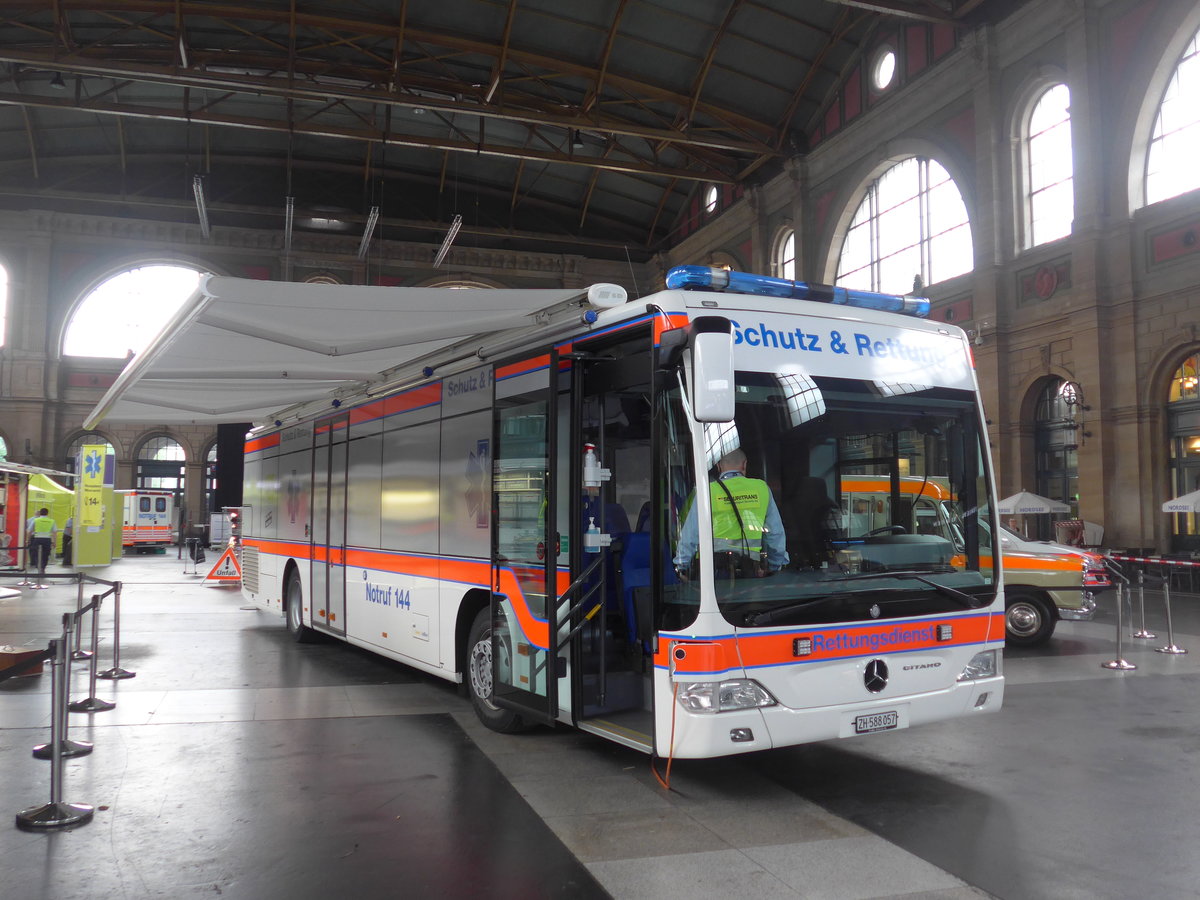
467 608 527 734
286 572 317 644
1005 592 1055 647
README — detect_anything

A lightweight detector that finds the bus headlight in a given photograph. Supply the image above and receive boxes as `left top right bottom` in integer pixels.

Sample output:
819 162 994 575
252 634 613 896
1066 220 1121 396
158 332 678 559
677 679 778 713
956 650 998 682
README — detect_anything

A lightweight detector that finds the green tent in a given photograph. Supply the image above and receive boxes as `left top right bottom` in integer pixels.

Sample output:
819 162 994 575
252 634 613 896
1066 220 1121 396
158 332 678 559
27 473 73 553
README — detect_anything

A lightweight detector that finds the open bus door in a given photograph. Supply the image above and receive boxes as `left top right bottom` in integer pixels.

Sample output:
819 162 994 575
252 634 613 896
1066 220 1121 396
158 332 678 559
568 325 656 751
490 359 560 726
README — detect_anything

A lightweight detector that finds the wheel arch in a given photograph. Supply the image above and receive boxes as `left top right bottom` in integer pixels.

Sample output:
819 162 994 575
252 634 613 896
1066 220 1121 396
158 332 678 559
281 558 303 611
1005 584 1061 620
455 588 492 676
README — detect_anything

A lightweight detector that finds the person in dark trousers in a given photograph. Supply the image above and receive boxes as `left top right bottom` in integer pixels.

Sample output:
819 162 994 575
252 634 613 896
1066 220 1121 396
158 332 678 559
61 516 73 566
27 507 56 589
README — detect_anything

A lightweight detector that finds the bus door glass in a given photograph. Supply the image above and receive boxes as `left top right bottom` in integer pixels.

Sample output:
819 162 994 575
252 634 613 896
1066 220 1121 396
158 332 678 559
491 365 557 724
572 327 655 735
312 414 348 636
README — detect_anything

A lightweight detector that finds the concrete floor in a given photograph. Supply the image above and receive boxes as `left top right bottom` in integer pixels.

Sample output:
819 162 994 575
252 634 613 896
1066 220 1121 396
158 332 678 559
2 553 1198 900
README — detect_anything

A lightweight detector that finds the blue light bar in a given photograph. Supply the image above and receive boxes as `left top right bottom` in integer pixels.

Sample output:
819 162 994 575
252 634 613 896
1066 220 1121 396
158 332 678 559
664 265 931 318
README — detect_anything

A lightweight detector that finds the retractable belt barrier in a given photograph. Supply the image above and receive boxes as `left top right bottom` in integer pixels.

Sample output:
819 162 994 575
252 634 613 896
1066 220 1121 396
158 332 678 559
7 575 135 830
1098 558 1188 667
1099 562 1135 670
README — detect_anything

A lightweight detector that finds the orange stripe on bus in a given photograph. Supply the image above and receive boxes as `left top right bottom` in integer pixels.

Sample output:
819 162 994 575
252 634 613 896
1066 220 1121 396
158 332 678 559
653 313 690 342
654 612 1006 674
497 355 550 380
383 383 442 417
247 541 561 650
244 433 280 454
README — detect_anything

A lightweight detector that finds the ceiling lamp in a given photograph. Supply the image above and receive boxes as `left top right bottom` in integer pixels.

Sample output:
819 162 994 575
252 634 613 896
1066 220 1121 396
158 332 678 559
357 206 380 259
432 215 463 268
192 175 210 238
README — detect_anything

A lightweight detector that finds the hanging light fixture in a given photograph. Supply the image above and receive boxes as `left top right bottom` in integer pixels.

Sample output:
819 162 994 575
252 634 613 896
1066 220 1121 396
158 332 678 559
192 175 210 238
357 206 380 259
283 196 294 253
432 214 463 268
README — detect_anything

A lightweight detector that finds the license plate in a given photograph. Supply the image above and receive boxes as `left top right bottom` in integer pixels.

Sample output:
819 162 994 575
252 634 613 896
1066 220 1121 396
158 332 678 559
854 710 899 734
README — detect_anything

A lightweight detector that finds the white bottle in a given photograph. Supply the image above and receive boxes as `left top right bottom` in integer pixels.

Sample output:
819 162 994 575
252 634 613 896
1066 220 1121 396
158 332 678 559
585 517 601 553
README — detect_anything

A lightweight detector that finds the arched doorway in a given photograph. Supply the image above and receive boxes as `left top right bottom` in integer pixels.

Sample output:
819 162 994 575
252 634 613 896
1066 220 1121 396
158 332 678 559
1167 352 1200 552
1033 379 1079 540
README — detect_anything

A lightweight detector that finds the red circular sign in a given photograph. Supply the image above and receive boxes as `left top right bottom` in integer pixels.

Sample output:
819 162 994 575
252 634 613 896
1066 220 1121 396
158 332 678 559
1034 265 1058 299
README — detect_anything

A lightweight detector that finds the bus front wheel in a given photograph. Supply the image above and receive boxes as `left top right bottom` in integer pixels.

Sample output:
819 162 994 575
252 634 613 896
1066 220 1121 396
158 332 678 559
1005 592 1055 646
467 608 527 734
286 572 317 644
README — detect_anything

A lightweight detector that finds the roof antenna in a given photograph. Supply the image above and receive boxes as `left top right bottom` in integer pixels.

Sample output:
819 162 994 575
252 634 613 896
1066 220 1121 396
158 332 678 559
624 245 640 298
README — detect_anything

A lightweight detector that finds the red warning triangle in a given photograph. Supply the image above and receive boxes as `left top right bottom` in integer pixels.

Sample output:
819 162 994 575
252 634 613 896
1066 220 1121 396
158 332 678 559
206 546 243 582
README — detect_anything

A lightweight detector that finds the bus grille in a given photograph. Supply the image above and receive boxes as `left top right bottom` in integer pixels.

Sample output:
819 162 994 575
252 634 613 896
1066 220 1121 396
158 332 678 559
241 546 259 592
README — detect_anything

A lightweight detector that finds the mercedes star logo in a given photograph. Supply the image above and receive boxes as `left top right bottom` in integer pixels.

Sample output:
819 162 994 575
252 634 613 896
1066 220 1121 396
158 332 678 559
864 659 889 693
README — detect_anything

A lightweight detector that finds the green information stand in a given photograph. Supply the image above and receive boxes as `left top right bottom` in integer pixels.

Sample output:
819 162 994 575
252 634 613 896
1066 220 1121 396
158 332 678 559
73 446 115 568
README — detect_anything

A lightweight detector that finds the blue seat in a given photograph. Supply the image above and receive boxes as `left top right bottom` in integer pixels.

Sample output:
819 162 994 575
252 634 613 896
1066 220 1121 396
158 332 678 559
619 531 676 646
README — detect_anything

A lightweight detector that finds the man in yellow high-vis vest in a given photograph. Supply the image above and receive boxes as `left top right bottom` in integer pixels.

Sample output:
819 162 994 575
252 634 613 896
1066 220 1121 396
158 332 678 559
673 448 788 579
27 507 57 589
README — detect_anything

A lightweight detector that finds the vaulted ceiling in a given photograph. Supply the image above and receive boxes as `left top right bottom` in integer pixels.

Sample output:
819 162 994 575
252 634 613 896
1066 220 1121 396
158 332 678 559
0 1 1007 262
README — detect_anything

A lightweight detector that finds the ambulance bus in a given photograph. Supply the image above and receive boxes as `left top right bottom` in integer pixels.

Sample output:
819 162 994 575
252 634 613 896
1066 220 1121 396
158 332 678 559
239 266 1005 760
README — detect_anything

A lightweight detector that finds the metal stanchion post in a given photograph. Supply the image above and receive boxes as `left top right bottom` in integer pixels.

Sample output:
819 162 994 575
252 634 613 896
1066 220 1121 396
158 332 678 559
71 575 91 660
1155 575 1188 655
68 595 115 713
15 547 33 586
1101 581 1137 670
99 582 134 680
1132 570 1156 639
16 638 95 830
34 615 93 760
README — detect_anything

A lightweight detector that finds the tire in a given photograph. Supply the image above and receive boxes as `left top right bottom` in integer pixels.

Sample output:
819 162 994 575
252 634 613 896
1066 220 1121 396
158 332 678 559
285 571 317 644
1005 591 1056 646
466 608 528 734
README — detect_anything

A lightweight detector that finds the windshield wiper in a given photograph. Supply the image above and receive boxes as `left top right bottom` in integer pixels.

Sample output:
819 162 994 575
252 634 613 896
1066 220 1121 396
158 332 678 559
744 596 839 627
837 569 982 609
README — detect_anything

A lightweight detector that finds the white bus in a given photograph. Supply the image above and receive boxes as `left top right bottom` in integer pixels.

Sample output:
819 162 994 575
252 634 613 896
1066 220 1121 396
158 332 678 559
239 266 1005 760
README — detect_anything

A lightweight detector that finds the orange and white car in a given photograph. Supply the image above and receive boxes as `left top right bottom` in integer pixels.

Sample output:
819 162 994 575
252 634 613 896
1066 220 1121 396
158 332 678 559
840 477 1105 646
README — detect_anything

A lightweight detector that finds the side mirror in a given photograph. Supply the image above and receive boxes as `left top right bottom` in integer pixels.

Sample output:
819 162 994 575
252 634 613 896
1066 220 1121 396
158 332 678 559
690 317 734 422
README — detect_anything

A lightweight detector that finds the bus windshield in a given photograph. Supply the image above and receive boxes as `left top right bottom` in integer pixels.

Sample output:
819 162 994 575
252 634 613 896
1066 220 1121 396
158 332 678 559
673 370 995 629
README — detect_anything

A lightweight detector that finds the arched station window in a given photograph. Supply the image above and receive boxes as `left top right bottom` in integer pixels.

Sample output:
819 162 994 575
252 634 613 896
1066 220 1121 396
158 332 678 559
1025 84 1073 246
63 265 202 358
1146 29 1200 205
1167 352 1200 552
136 436 186 497
64 433 116 489
0 435 8 461
836 157 973 295
1033 379 1079 539
774 229 796 281
704 184 720 215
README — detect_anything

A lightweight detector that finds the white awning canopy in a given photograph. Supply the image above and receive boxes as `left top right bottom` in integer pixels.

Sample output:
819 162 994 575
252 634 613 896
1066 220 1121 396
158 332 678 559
84 275 592 429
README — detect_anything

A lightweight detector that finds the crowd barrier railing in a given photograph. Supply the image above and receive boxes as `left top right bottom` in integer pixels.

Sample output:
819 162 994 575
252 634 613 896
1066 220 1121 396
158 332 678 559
1102 555 1189 661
